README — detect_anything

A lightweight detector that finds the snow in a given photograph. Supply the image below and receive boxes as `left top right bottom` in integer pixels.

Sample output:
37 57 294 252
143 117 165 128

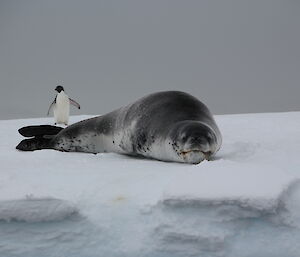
0 112 300 257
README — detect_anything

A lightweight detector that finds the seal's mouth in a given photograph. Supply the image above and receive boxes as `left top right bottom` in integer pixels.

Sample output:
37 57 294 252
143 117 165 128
180 150 212 160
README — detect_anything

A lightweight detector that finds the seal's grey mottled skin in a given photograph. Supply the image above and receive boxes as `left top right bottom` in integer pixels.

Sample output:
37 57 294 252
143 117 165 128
17 91 222 164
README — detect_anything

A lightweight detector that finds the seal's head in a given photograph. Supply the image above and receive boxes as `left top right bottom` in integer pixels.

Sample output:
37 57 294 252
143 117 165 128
168 121 219 164
55 85 64 93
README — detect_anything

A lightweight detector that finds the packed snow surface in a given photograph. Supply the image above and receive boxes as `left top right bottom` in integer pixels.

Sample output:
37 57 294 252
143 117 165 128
0 112 300 257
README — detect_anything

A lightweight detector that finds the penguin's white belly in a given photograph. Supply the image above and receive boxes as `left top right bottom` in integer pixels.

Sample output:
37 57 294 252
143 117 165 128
54 94 70 124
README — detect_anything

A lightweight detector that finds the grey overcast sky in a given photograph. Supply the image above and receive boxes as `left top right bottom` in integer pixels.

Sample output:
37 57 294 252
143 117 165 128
0 0 299 120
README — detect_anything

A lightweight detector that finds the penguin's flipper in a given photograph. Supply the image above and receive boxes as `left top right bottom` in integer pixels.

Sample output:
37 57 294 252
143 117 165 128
18 125 63 137
69 98 80 109
47 99 56 116
16 137 53 151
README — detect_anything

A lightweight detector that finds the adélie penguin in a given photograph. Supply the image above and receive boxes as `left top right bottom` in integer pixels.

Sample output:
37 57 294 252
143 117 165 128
47 85 80 125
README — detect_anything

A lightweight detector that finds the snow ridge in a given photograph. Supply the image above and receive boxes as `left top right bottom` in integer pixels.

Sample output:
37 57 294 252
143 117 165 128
150 180 300 257
0 198 78 222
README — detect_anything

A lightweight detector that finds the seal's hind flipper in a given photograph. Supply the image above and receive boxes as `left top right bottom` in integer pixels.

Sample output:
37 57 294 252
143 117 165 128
18 125 63 137
16 137 54 151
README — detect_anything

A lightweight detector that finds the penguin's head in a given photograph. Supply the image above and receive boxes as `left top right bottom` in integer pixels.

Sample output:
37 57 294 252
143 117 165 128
55 85 64 93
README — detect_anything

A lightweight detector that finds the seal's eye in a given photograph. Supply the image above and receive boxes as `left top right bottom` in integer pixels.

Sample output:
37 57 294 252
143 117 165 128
206 132 214 143
181 133 187 141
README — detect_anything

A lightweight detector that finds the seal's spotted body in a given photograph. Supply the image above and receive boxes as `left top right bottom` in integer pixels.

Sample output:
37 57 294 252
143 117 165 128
17 91 222 164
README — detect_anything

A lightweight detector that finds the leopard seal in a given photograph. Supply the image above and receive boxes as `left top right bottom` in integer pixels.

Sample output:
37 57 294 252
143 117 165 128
16 91 222 164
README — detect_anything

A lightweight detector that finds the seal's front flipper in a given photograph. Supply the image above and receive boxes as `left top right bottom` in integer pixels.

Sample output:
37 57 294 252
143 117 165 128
16 137 53 151
18 125 63 137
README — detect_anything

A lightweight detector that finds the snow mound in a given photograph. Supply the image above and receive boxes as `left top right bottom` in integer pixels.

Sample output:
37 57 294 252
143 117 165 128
0 198 78 222
159 179 300 223
160 170 299 213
